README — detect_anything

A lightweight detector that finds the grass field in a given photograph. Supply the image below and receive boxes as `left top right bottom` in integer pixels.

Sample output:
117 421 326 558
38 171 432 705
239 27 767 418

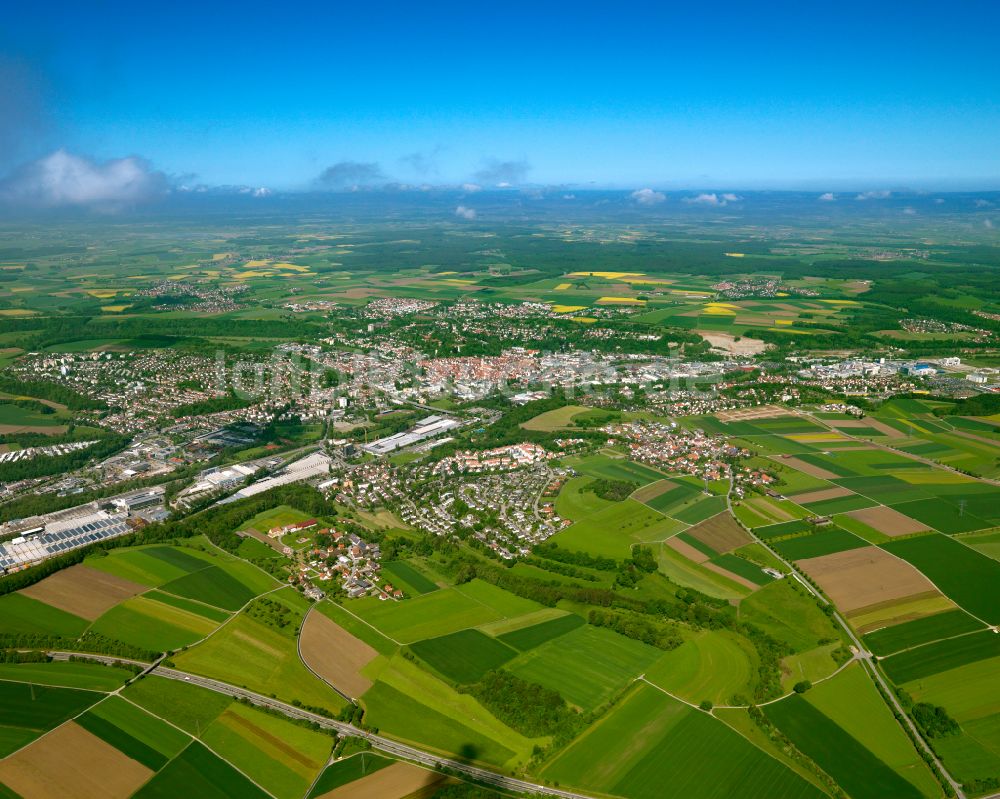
349 584 502 643
543 682 823 799
77 695 189 771
550 498 672 559
409 629 517 684
172 606 346 714
158 565 262 611
89 594 221 651
506 624 661 711
133 741 270 799
380 560 438 595
739 578 841 652
770 527 866 560
882 533 1000 624
201 702 332 799
362 680 516 767
565 453 665 485
496 613 586 651
0 681 102 757
308 752 393 797
519 404 592 431
0 593 89 636
0 661 133 691
365 653 536 764
881 630 1000 683
764 694 923 799
643 630 758 705
122 676 232 735
804 663 939 797
863 609 986 656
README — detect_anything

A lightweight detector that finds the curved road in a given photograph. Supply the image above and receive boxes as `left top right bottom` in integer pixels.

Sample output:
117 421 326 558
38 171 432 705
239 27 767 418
47 652 592 799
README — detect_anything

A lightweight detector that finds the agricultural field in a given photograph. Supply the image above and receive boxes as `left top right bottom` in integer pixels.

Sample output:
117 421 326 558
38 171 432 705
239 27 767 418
171 589 347 715
542 682 825 799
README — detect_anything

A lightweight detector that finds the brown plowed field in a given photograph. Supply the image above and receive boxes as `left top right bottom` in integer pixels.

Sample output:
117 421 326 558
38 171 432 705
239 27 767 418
20 564 146 620
300 609 378 698
317 761 442 799
796 546 939 615
685 512 752 553
0 722 152 799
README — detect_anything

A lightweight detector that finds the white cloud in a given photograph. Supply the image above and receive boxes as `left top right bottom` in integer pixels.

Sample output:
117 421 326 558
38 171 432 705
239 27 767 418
631 188 665 205
684 192 722 205
721 193 741 202
0 149 167 207
974 198 993 208
855 190 891 200
818 192 835 201
461 183 482 193
985 219 995 229
902 206 917 215
455 205 476 220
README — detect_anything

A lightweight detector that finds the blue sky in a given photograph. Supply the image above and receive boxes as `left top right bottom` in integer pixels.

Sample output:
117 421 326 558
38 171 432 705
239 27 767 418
3 0 1000 192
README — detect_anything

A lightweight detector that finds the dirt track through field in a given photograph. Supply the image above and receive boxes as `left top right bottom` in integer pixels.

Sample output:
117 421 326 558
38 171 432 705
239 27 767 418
300 609 378 698
0 722 152 799
20 564 146 620
316 761 442 799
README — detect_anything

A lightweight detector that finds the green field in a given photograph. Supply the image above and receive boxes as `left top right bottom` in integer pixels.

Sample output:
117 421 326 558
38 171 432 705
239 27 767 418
381 559 438 594
308 753 393 797
85 544 216 586
497 613 586 651
805 663 939 797
739 579 841 652
543 682 823 799
864 609 986 656
882 534 1000 623
89 595 221 651
158 565 262 611
881 630 1000 683
410 629 517 684
566 453 665 485
643 630 758 705
172 603 346 714
551 499 678 559
201 702 333 799
0 680 102 755
350 586 498 643
506 624 661 711
362 680 516 766
144 590 232 622
134 741 271 799
764 694 923 799
77 696 189 770
122 676 233 735
0 592 89 636
770 527 865 560
0 661 133 691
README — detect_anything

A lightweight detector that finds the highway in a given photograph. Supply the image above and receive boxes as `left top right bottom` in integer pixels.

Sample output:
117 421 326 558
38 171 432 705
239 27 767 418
47 652 593 799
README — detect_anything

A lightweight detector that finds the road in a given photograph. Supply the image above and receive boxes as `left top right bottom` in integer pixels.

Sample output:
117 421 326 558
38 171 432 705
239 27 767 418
47 652 593 799
723 478 967 799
